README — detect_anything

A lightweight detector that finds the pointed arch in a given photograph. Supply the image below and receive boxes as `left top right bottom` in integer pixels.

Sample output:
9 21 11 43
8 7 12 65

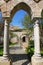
10 2 32 19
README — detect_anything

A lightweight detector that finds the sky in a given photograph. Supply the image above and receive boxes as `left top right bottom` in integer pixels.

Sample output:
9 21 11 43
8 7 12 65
0 12 2 20
10 9 28 28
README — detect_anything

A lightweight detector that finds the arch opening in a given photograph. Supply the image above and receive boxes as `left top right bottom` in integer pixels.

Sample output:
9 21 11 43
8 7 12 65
10 2 32 20
10 9 29 28
22 36 26 42
9 9 30 50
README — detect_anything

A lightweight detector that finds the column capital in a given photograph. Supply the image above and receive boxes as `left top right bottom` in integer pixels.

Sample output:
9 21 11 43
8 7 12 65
3 17 11 24
34 19 39 27
4 19 9 27
32 17 41 23
34 20 39 24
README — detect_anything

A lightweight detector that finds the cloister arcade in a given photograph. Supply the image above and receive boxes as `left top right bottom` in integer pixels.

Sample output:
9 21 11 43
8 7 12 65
0 0 43 65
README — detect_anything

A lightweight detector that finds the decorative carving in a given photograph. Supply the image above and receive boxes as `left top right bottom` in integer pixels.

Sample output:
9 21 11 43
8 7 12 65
33 0 41 3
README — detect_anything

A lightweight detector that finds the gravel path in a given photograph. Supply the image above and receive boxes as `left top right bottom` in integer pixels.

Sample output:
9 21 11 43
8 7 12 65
9 44 31 65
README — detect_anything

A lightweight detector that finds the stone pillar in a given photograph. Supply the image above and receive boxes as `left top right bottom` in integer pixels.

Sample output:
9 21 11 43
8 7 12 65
31 19 43 65
3 19 9 58
0 19 12 65
34 20 41 57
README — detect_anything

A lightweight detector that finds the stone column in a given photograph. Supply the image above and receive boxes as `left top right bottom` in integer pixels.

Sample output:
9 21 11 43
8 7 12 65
3 19 9 58
31 19 43 65
34 20 41 57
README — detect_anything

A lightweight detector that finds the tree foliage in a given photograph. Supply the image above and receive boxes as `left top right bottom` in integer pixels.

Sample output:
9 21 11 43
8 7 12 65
21 14 33 31
21 14 33 41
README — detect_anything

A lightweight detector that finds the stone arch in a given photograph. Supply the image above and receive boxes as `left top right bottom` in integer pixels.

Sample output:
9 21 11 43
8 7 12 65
0 1 43 65
0 0 43 18
20 34 27 42
20 34 28 48
20 34 28 42
10 2 32 19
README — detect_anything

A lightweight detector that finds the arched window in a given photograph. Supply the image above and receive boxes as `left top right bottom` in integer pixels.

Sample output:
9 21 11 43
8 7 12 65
22 36 26 42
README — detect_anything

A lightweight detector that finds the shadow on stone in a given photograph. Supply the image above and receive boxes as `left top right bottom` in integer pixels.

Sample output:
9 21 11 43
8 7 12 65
10 54 29 62
9 46 22 50
22 60 30 65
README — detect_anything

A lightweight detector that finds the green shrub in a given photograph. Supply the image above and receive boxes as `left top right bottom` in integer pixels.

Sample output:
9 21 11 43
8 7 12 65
29 40 34 47
26 46 34 61
0 47 3 56
26 40 34 61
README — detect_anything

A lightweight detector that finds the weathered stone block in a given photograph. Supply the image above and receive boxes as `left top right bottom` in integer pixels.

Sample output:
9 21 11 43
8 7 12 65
31 55 43 65
0 57 12 65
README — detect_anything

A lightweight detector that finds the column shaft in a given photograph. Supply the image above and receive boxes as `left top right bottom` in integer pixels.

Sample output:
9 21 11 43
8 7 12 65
34 20 41 57
3 19 9 57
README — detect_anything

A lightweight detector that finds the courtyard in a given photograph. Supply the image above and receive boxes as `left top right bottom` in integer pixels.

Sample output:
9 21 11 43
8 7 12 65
0 0 43 65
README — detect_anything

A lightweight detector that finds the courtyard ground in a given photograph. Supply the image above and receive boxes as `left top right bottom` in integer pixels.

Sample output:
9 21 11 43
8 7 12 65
9 44 31 65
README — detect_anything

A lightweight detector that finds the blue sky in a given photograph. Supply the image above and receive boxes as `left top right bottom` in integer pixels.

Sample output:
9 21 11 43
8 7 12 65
0 12 2 20
10 9 27 28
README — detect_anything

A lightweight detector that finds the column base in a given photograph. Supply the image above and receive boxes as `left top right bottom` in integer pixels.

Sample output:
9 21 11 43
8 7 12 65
0 56 12 65
31 55 43 65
